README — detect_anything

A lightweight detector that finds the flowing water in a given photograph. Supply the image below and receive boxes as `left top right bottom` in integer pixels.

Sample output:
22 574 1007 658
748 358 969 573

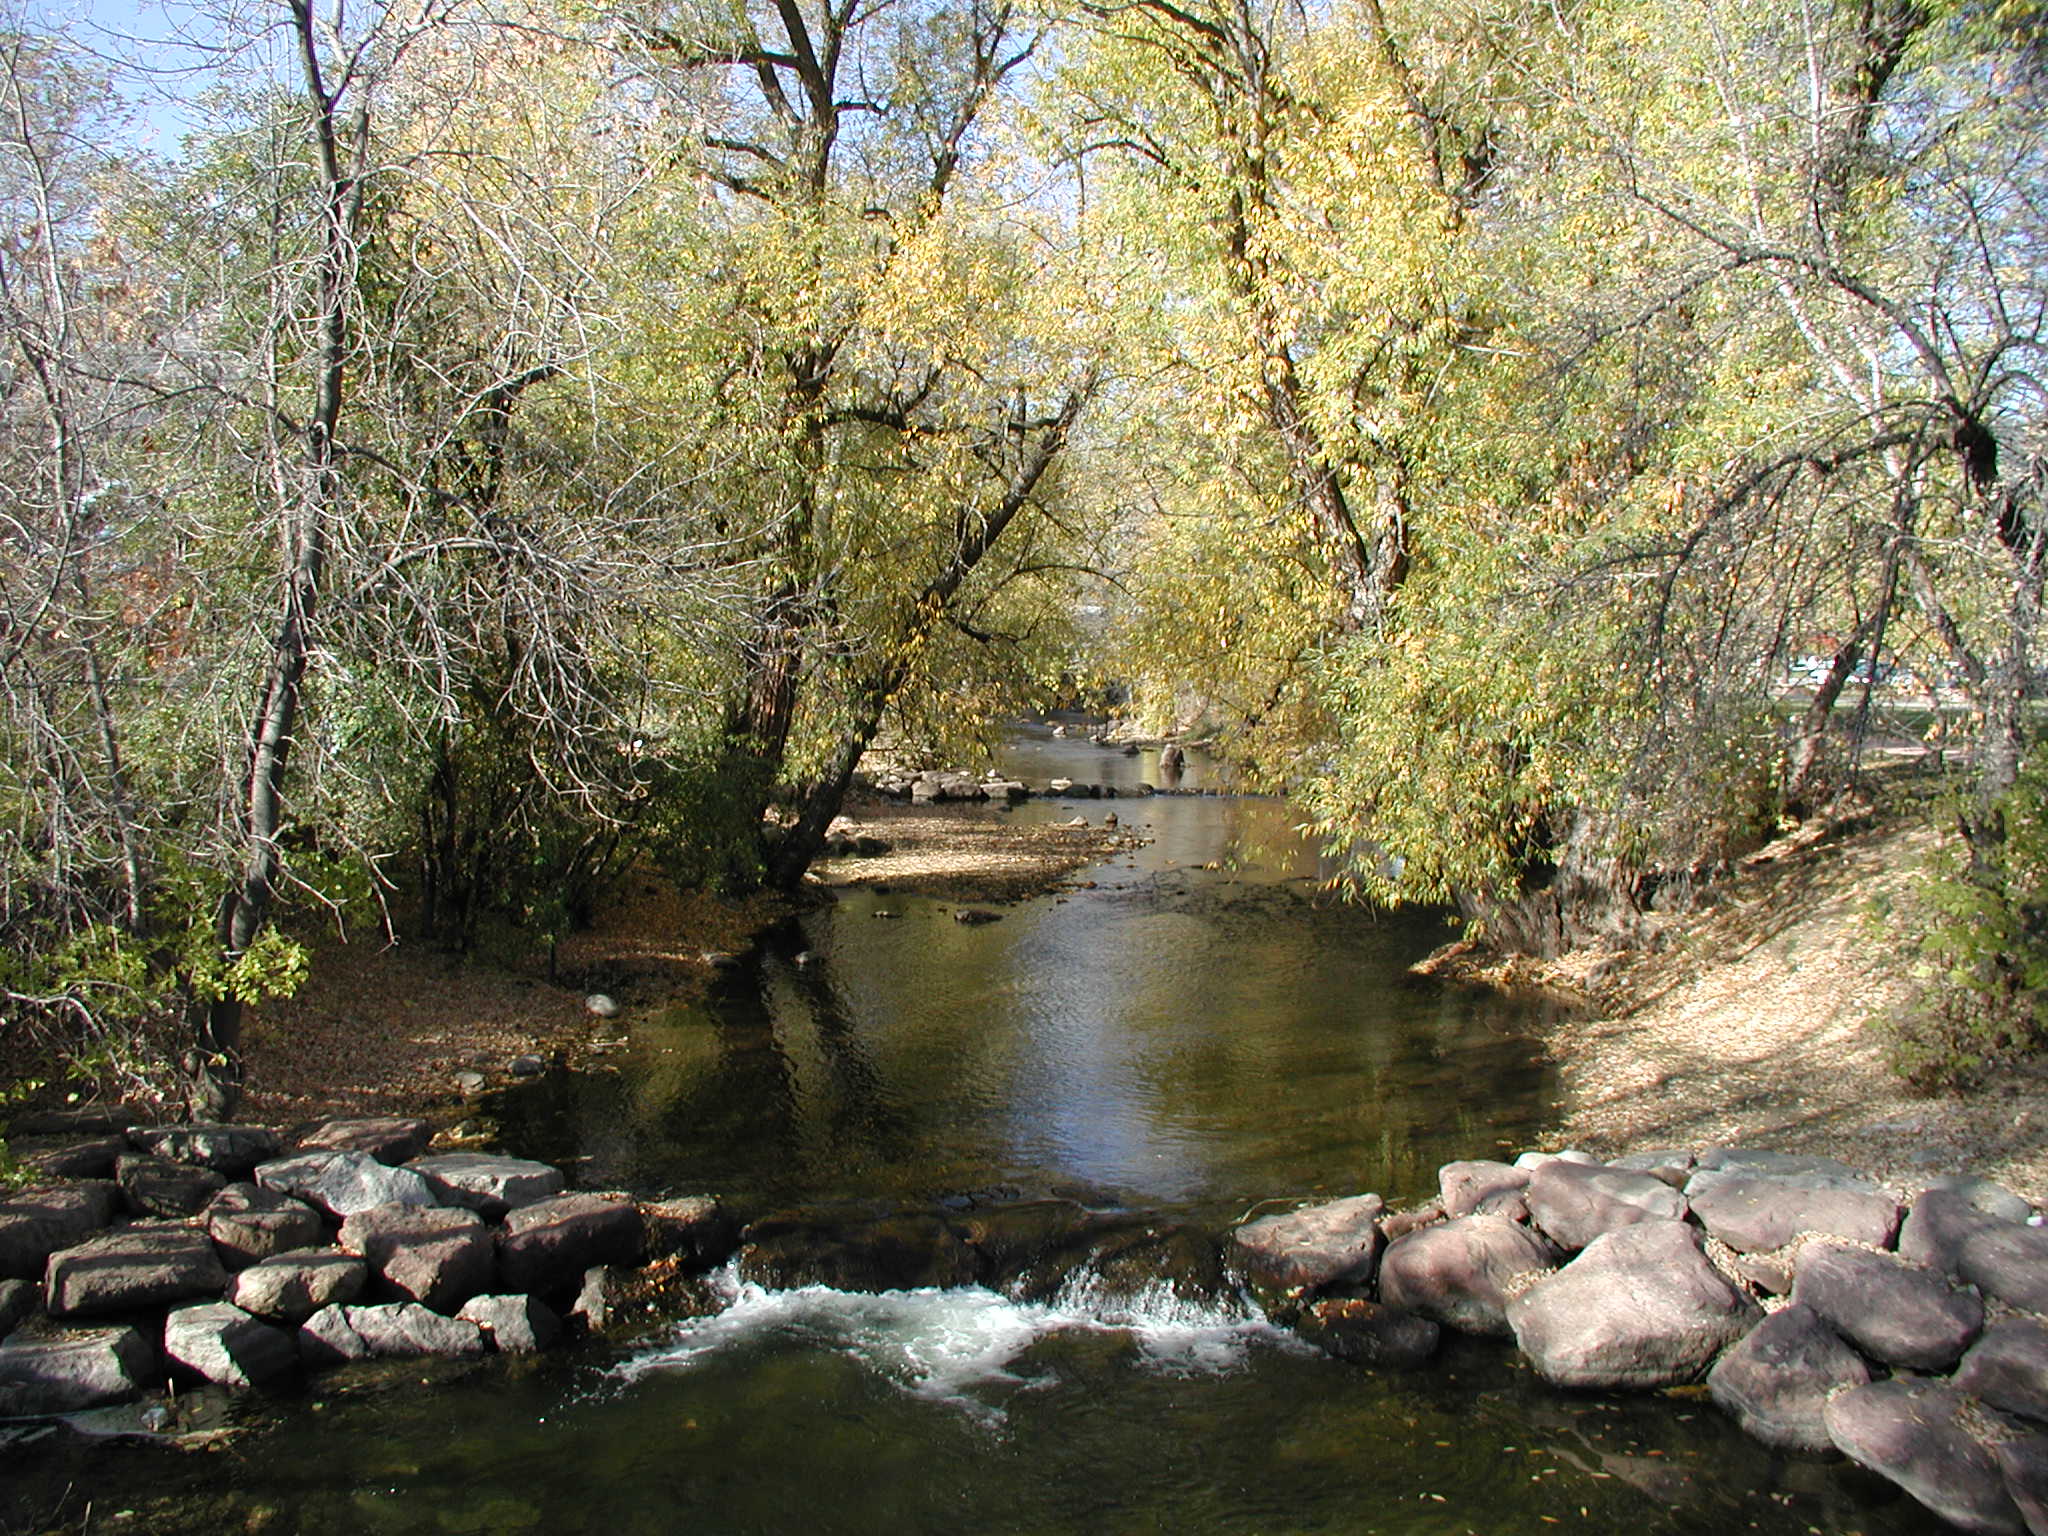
12 727 1946 1534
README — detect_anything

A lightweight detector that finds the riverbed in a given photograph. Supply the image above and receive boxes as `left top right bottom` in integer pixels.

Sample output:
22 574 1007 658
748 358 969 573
12 728 1949 1534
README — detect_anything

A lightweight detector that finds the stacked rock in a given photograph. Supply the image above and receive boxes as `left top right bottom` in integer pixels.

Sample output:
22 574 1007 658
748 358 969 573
0 1114 734 1416
1231 1145 2048 1536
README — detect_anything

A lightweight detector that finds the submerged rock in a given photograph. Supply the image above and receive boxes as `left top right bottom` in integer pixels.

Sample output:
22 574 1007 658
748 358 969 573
1296 1298 1439 1368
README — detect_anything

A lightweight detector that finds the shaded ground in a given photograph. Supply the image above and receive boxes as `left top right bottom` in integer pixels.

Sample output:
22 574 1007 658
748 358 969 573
1494 811 2048 1204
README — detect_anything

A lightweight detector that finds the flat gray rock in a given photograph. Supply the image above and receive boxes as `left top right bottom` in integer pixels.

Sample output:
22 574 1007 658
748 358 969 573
0 1326 155 1414
226 1249 366 1324
116 1154 226 1218
298 1304 371 1368
0 1183 119 1280
1961 1222 2048 1314
1611 1149 1696 1178
1793 1241 1982 1370
1377 1214 1556 1338
343 1302 485 1358
1707 1302 1870 1453
1957 1321 2048 1424
497 1193 646 1298
46 1225 228 1318
205 1183 326 1268
339 1204 492 1313
1920 1175 2035 1225
405 1153 564 1218
1438 1161 1529 1219
1695 1147 1883 1193
22 1137 126 1180
1230 1194 1384 1307
1525 1159 1687 1252
1826 1380 2025 1535
1507 1220 1757 1390
163 1301 298 1389
1295 1298 1439 1368
131 1124 281 1178
296 1118 433 1166
255 1149 436 1219
1685 1170 1899 1253
457 1294 561 1354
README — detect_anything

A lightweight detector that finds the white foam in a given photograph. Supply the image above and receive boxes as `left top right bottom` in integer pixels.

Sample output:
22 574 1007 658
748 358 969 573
618 1265 1295 1421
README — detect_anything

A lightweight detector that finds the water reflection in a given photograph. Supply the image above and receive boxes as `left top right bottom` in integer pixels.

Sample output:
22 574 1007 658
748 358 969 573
498 728 1560 1218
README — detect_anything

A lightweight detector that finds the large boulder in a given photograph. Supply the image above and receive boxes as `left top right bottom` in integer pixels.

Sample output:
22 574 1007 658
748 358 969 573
1958 1321 2048 1425
1902 1187 2013 1278
255 1149 437 1219
1694 1147 1884 1191
45 1224 229 1318
1295 1298 1439 1368
499 1193 646 1298
296 1117 433 1166
1920 1175 2034 1224
116 1153 227 1218
1825 1380 2025 1535
342 1302 486 1358
226 1248 367 1325
1525 1160 1687 1252
458 1294 561 1354
163 1301 298 1389
1961 1222 2048 1314
405 1153 564 1219
1706 1302 1871 1454
1507 1220 1756 1390
0 1326 155 1414
339 1204 493 1314
1438 1161 1529 1219
130 1124 281 1178
1995 1436 2048 1536
1229 1194 1384 1309
1684 1170 1899 1253
1792 1241 1983 1371
204 1183 326 1269
0 1182 121 1281
1377 1214 1556 1338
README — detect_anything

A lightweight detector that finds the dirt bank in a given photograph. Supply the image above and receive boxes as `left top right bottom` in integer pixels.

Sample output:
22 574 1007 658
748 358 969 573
1497 812 2048 1205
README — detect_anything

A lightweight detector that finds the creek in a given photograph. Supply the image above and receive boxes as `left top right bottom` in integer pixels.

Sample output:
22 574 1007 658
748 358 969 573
24 727 1945 1534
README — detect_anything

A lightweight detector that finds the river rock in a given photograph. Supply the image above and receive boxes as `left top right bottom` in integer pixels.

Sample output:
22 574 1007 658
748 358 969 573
339 1204 493 1313
1507 1220 1757 1390
23 1137 126 1180
1438 1161 1528 1219
0 1182 119 1280
1706 1302 1871 1453
1994 1435 2048 1536
1792 1240 1983 1370
0 1326 155 1414
1903 1187 2013 1278
1684 1170 1900 1253
0 1279 36 1341
1611 1149 1696 1179
163 1301 298 1389
1296 1298 1439 1368
256 1149 437 1219
1957 1321 2048 1424
297 1304 370 1368
1379 1200 1444 1242
1921 1175 2036 1225
458 1294 561 1354
641 1195 738 1269
116 1153 227 1218
1377 1214 1556 1338
1230 1194 1385 1308
1825 1380 2025 1535
498 1193 646 1297
406 1153 564 1218
226 1249 366 1324
1695 1147 1884 1193
45 1224 229 1318
1961 1222 2048 1314
341 1302 485 1358
571 1265 618 1333
205 1183 327 1268
1525 1159 1688 1252
297 1117 433 1166
131 1123 282 1178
